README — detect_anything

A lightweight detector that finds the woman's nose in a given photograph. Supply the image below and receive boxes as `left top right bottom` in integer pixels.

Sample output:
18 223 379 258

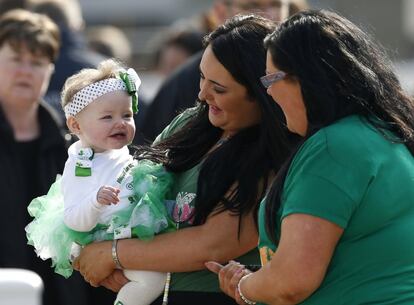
198 82 210 101
198 86 205 101
197 93 204 102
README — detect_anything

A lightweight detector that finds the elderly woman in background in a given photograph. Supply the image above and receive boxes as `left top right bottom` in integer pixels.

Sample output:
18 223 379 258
208 10 414 305
0 9 114 305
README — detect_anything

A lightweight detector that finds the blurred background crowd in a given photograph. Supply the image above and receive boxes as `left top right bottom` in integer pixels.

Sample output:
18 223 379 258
1 0 413 139
82 0 414 98
41 0 414 97
3 0 414 107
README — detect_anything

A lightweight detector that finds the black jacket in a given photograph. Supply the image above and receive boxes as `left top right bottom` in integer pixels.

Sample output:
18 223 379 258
0 102 68 266
139 52 202 143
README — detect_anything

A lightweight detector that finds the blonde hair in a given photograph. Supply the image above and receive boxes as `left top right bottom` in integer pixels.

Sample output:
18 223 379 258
61 58 125 108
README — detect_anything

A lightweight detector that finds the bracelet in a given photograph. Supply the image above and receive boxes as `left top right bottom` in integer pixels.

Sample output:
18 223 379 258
111 239 124 269
237 273 256 305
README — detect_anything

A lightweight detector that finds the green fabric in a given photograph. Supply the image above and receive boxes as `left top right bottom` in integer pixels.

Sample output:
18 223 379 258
26 160 175 278
74 166 91 177
153 107 198 144
119 69 139 114
258 116 414 304
156 108 260 292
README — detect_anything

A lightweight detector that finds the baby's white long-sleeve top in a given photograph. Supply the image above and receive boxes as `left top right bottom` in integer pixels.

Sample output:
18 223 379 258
61 141 137 232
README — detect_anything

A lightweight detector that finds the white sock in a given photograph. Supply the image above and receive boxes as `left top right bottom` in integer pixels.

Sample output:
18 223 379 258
114 270 167 305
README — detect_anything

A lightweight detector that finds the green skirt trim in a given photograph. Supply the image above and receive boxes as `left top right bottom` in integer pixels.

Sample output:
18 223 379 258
26 160 176 278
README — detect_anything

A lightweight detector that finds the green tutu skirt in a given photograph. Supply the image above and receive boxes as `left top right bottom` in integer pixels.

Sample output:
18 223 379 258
26 160 176 278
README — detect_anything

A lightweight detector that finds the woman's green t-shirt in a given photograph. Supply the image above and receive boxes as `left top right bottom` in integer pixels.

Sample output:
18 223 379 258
258 116 414 304
155 108 259 292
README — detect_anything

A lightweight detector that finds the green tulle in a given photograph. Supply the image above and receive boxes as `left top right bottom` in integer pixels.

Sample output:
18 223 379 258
26 160 176 278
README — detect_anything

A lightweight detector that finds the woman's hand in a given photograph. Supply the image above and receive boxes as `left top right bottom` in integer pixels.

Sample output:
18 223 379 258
100 270 129 292
206 261 252 304
73 241 115 287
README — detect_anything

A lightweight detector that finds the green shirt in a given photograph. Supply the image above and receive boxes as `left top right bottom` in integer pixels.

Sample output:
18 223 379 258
156 108 259 292
258 115 414 304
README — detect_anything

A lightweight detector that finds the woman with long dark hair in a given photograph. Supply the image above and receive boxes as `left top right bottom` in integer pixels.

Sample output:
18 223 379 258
74 15 292 305
209 10 414 305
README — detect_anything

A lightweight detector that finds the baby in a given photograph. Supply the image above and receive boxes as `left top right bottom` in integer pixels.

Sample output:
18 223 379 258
26 59 175 305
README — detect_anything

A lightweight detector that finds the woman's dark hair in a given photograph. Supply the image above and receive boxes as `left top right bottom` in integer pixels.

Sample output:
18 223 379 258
264 10 414 243
135 14 291 228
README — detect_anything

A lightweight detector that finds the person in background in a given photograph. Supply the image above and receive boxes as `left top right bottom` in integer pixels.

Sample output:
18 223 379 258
224 0 308 21
208 10 414 305
28 0 105 121
0 8 92 305
0 0 26 14
155 29 204 78
74 15 292 305
86 25 132 64
138 0 309 144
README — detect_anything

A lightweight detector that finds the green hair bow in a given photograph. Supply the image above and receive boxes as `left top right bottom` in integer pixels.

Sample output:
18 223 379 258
119 68 141 114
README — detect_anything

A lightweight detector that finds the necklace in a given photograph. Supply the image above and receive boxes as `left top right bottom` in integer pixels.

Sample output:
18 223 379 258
209 136 231 154
216 136 231 146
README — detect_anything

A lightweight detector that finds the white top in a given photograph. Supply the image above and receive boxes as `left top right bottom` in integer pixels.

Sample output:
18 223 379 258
61 141 137 232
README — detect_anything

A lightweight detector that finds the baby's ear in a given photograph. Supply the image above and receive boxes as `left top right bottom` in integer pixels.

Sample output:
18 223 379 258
66 116 81 135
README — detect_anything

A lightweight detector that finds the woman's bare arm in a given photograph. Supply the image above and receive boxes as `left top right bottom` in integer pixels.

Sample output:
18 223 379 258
74 208 258 287
208 213 343 305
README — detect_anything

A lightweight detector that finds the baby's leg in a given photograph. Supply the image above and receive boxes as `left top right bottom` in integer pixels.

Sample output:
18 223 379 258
114 270 167 305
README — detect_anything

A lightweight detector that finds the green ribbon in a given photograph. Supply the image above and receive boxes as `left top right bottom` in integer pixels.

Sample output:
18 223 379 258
119 71 139 114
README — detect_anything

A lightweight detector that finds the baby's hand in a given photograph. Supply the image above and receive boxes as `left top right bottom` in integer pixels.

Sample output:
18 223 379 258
97 186 120 205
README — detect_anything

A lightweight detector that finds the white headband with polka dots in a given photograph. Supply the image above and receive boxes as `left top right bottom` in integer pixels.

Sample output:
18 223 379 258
63 78 127 118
